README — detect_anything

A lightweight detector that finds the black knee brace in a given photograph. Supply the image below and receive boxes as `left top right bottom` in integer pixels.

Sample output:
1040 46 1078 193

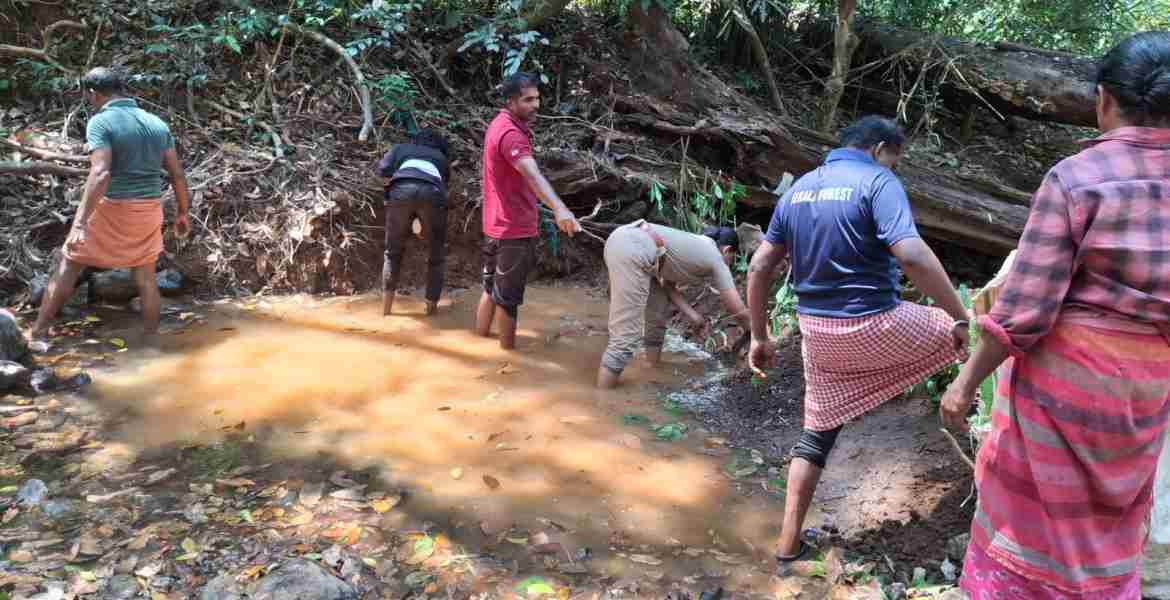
791 426 843 469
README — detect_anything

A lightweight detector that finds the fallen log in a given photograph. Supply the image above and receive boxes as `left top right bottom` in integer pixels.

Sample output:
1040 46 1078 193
0 161 87 177
613 2 1030 255
846 20 1099 127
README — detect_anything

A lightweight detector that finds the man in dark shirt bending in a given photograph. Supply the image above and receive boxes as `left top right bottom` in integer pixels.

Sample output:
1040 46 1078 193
377 128 451 316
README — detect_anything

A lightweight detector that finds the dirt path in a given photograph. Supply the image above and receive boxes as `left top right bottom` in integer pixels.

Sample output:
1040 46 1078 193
0 285 970 598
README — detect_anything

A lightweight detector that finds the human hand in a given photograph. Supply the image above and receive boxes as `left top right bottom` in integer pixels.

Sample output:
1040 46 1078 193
748 336 776 379
554 207 580 237
173 213 192 239
65 225 87 249
940 383 976 432
951 321 971 355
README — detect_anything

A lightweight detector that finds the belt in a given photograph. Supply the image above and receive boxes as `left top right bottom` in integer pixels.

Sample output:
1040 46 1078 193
639 222 665 248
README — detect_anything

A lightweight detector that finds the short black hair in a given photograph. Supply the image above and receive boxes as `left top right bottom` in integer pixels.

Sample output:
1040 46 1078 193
839 115 905 151
80 67 127 95
703 225 739 250
501 72 541 102
1097 31 1170 126
412 128 449 158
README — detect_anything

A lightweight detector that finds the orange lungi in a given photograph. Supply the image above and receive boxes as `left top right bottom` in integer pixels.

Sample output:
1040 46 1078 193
63 197 163 269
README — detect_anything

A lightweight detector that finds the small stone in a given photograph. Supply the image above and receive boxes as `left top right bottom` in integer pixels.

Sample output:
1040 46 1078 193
0 309 30 364
251 558 358 600
0 360 30 391
887 583 907 600
274 490 298 508
30 369 58 394
300 482 324 508
17 479 48 507
946 533 971 561
322 544 343 567
42 499 81 521
103 574 140 599
184 502 208 524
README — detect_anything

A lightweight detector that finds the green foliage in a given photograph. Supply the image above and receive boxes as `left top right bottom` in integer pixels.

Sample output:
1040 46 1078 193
370 72 418 133
768 278 797 336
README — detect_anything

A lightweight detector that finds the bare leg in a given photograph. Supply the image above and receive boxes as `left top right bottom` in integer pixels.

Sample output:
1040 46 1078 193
596 365 620 389
776 457 823 556
31 257 85 338
132 261 161 345
496 306 517 350
475 291 495 337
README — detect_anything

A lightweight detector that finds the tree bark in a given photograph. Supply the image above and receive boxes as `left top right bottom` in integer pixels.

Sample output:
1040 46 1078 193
719 0 786 115
849 20 1098 127
819 0 858 132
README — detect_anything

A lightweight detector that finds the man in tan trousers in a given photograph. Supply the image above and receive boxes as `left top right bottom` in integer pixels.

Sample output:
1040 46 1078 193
597 222 753 388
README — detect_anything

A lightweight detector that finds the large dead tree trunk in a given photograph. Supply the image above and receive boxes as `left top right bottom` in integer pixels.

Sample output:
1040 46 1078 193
819 0 858 132
848 20 1098 127
591 2 1030 255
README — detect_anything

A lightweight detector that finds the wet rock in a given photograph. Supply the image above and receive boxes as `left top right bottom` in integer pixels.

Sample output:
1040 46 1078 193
0 309 30 365
0 360 31 390
17 479 48 507
946 533 971 561
299 482 324 508
886 583 907 600
251 558 358 600
104 574 141 599
156 268 185 296
90 269 138 302
199 573 245 600
42 499 82 521
30 369 58 394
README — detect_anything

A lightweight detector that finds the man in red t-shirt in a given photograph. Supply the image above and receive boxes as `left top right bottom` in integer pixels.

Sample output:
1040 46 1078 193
476 72 580 349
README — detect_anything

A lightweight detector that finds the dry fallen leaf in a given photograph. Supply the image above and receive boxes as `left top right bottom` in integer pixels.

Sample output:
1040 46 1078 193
450 467 464 480
628 554 663 566
216 478 256 488
8 549 33 563
496 362 520 375
482 475 501 490
288 511 314 526
237 564 266 581
558 416 592 424
369 499 393 513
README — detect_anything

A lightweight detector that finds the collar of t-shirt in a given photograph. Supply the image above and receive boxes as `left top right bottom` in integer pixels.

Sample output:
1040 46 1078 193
824 147 875 165
501 109 532 136
101 98 138 112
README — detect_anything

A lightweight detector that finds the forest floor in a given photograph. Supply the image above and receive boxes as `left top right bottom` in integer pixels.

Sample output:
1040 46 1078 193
0 269 973 599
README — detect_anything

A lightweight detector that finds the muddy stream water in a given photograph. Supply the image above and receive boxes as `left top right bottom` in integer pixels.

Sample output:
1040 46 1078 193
76 286 795 590
33 283 971 595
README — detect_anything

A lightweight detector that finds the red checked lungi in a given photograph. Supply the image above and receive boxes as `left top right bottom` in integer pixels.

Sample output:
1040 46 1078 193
798 300 963 431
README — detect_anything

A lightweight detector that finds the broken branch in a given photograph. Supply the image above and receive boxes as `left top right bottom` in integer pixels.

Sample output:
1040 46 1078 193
207 100 284 159
0 160 87 177
0 139 88 164
284 23 374 143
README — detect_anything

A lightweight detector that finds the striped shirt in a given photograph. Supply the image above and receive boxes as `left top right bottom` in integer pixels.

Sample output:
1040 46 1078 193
982 126 1170 355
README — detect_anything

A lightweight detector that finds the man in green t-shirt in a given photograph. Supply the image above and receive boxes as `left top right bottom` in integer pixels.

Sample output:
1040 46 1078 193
30 68 191 348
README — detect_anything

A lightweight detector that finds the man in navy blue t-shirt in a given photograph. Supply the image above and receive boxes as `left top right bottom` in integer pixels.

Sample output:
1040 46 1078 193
746 116 970 570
